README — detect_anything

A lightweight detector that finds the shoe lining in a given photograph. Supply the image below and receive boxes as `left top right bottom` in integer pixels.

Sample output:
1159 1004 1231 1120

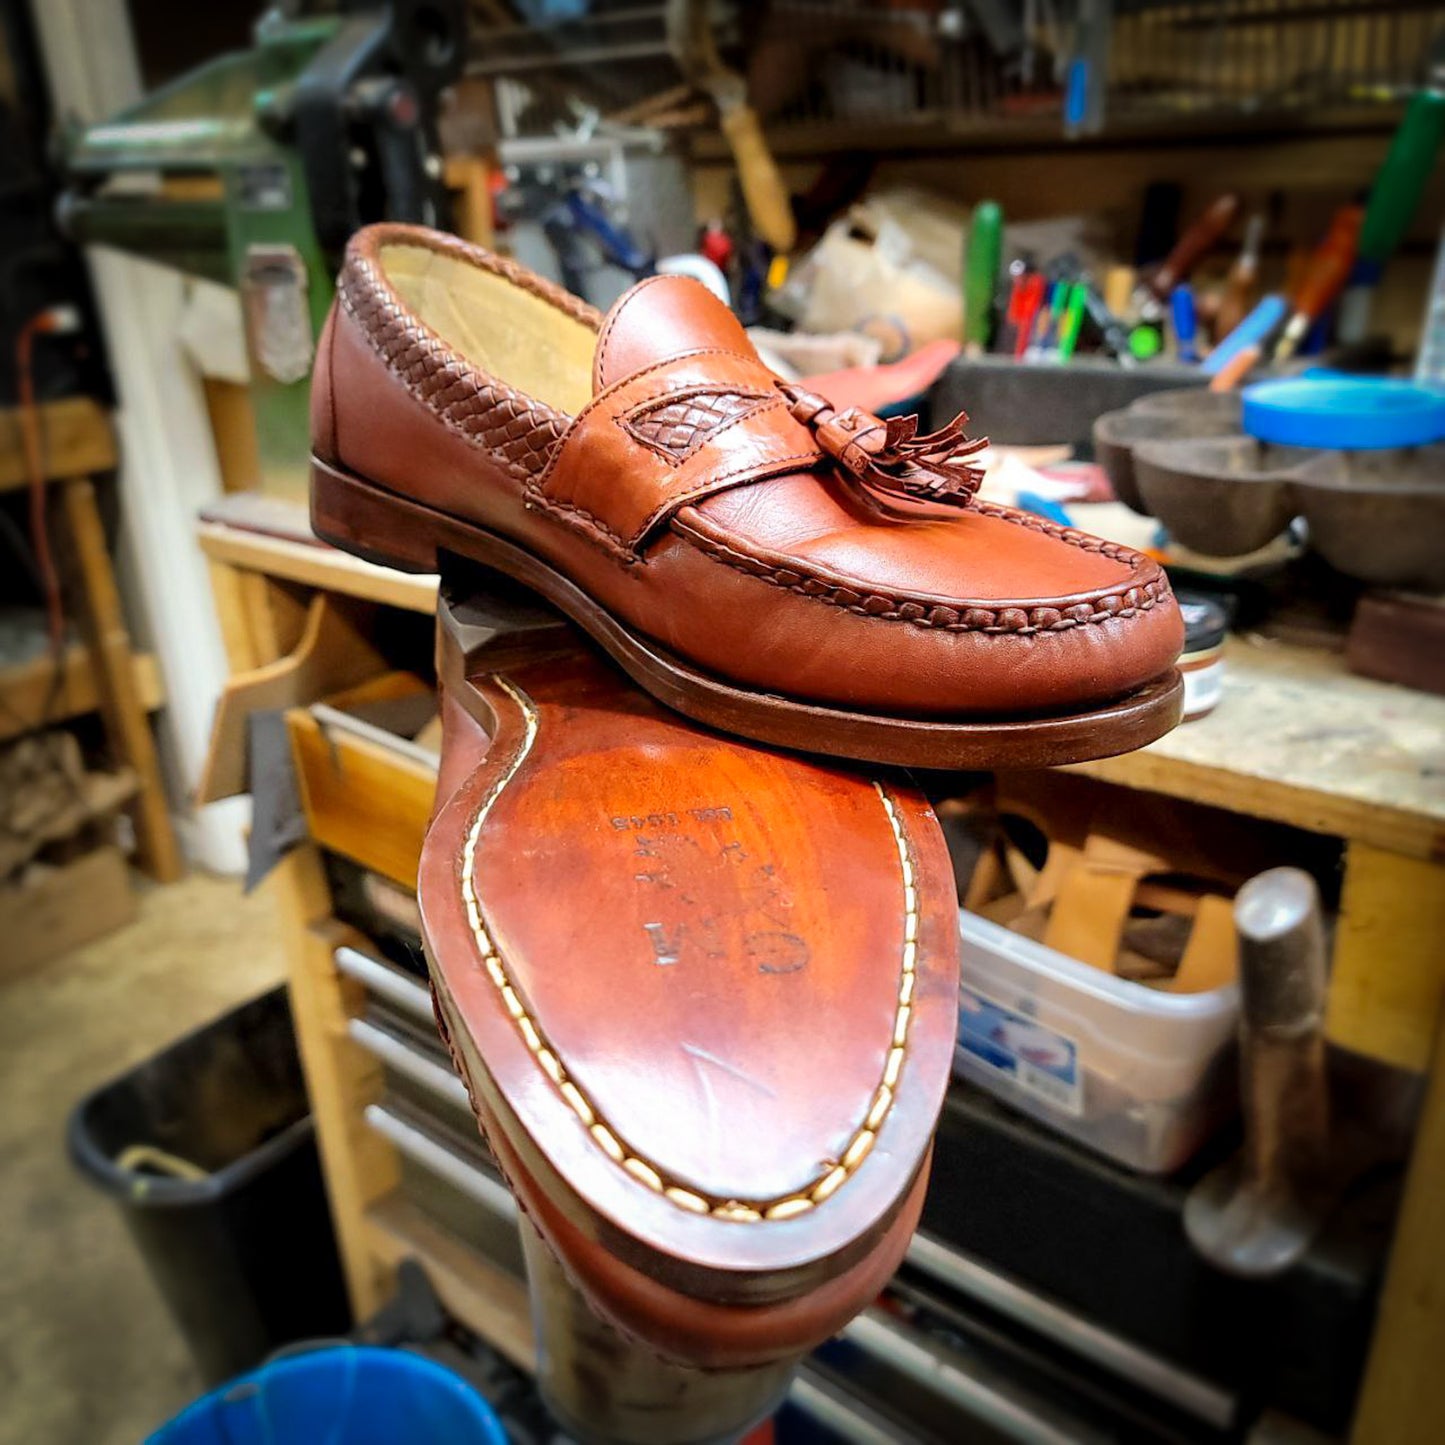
381 244 595 416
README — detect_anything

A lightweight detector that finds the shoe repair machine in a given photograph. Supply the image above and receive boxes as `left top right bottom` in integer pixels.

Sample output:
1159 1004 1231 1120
59 0 464 494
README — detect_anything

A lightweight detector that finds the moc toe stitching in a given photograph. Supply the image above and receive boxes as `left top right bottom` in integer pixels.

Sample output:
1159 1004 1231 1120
673 515 1168 635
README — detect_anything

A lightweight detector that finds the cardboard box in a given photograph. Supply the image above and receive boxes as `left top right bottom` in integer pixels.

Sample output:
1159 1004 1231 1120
0 844 135 978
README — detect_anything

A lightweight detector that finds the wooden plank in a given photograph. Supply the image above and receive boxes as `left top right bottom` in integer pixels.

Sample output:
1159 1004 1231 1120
445 153 495 248
206 557 265 673
199 594 387 803
197 519 437 616
59 476 183 883
1070 639 1445 861
287 690 437 890
0 645 162 744
201 377 261 494
1351 1000 1445 1444
0 397 116 492
271 852 401 1318
365 1194 536 1373
1326 844 1445 1073
235 571 307 664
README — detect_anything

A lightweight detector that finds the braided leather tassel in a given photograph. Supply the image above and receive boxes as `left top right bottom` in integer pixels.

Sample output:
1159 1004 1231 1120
778 382 987 509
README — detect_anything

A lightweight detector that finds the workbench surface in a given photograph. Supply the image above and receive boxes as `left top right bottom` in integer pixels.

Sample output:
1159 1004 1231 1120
1075 635 1445 860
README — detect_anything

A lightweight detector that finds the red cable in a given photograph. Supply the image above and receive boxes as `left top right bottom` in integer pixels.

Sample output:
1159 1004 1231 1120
16 314 66 662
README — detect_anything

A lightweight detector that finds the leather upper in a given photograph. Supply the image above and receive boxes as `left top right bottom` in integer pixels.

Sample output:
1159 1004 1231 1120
313 224 1184 717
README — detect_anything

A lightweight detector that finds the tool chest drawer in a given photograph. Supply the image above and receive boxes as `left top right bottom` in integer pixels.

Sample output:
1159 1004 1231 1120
364 1096 526 1281
286 672 439 890
336 936 528 1283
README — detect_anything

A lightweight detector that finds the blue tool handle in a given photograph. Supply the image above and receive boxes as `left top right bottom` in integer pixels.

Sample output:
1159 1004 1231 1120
1171 285 1198 362
565 192 653 275
1203 294 1287 375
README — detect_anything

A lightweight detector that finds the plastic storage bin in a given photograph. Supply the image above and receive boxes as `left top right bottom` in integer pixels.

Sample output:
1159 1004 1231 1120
147 1345 508 1445
954 910 1239 1173
68 988 350 1383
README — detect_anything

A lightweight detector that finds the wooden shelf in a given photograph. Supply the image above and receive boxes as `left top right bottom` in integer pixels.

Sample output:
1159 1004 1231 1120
0 397 117 494
0 645 163 744
198 493 437 617
0 400 180 880
364 1194 536 1374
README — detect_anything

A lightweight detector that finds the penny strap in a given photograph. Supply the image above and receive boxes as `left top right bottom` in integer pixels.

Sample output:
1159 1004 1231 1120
532 351 824 559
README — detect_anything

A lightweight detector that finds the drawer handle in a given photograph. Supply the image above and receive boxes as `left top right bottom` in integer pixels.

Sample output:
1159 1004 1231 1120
364 1103 517 1224
335 945 433 1023
347 1017 470 1110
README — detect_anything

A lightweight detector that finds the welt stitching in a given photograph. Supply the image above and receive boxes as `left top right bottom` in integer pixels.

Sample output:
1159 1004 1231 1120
680 526 1165 632
973 500 1142 562
459 677 918 1221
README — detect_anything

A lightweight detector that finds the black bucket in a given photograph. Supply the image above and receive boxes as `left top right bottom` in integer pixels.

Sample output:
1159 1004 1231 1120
67 987 350 1384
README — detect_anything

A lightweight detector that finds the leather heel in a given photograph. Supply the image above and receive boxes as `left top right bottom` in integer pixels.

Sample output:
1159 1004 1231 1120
520 1223 798 1445
310 455 441 573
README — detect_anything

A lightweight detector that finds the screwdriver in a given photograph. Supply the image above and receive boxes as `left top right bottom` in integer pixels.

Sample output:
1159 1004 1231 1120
1056 281 1091 362
1204 294 1288 377
1142 194 1242 304
1273 204 1364 361
964 201 1003 355
1337 89 1445 344
1215 212 1266 342
1171 284 1200 363
1013 272 1047 360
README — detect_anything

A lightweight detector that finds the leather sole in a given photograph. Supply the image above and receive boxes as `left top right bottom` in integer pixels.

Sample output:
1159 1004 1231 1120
312 455 1184 769
430 963 931 1371
417 602 954 1366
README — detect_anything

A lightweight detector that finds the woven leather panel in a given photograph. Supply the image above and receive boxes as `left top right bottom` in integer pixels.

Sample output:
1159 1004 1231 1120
622 388 771 464
338 228 601 480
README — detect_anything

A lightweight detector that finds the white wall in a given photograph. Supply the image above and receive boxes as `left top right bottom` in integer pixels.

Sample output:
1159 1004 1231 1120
30 0 248 874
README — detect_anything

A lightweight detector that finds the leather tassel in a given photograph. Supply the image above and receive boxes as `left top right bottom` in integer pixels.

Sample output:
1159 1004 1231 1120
778 382 987 509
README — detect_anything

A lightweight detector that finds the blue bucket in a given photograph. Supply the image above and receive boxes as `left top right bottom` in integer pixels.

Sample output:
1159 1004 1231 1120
146 1345 509 1445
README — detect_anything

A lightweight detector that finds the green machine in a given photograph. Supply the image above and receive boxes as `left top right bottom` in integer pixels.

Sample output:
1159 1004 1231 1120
62 0 465 494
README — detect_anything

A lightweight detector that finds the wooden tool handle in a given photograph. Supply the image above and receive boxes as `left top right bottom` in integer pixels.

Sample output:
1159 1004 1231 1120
1149 194 1241 299
1291 205 1364 321
719 102 796 254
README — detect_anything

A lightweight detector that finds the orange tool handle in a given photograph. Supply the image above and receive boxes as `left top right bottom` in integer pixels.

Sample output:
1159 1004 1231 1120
1290 205 1365 322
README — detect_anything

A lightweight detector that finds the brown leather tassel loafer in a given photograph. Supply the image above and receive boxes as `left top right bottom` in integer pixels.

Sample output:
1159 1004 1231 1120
312 224 1185 769
422 586 959 1441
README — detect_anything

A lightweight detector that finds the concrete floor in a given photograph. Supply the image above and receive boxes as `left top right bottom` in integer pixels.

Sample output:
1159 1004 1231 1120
0 872 285 1445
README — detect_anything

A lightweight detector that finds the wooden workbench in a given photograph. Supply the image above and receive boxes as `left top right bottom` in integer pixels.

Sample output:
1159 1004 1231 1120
199 492 1445 1442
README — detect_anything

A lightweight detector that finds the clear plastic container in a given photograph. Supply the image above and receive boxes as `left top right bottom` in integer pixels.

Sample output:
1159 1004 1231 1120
954 909 1240 1174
